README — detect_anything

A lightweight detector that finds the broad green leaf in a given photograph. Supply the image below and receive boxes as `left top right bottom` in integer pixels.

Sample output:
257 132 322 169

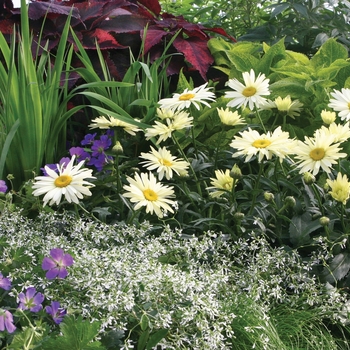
289 212 322 246
225 52 259 74
322 252 350 283
146 329 168 349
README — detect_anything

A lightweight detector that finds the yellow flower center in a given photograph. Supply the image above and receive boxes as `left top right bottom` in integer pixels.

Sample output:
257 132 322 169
242 86 257 97
54 175 72 188
143 189 158 201
161 159 172 166
252 139 271 148
309 147 325 160
348 102 350 109
179 93 195 101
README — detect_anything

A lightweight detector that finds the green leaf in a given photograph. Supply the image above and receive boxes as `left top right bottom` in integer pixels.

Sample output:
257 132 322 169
311 38 348 68
289 212 322 246
322 252 350 283
40 315 104 350
146 329 168 349
137 330 149 350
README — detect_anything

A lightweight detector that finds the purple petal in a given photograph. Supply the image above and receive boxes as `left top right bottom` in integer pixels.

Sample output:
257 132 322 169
62 254 74 267
46 268 59 280
5 314 16 333
49 248 64 262
25 287 36 299
42 257 56 271
57 268 68 279
0 315 4 331
33 292 45 305
30 304 43 313
0 276 11 291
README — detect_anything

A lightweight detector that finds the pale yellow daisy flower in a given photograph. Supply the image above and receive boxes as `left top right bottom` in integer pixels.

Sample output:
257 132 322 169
122 172 176 218
321 110 336 125
32 156 95 207
319 122 350 143
261 95 303 118
217 108 245 126
89 115 141 135
225 69 270 110
140 146 190 180
328 88 350 121
206 169 236 198
293 129 347 175
158 83 216 111
230 126 294 163
145 111 193 144
326 172 350 204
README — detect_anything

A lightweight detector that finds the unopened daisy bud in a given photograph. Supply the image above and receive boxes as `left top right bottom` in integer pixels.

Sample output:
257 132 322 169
230 164 242 180
321 110 336 125
112 141 123 155
319 216 330 226
285 196 296 208
233 212 244 221
303 172 316 185
264 192 275 202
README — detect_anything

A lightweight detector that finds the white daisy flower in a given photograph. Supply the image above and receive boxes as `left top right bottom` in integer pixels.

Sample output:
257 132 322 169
217 108 245 126
230 126 294 163
122 172 176 218
89 115 141 135
225 69 270 110
158 83 216 111
206 169 235 198
328 88 350 121
32 156 95 206
140 146 190 180
293 129 347 175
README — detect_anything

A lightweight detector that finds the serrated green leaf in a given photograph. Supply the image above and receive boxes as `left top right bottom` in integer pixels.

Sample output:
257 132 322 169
269 78 309 98
322 252 350 283
225 52 259 74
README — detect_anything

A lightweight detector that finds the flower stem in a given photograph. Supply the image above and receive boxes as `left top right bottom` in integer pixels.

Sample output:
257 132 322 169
249 162 264 215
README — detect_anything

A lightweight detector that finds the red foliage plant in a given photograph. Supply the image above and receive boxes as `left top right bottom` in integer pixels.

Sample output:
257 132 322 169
0 0 235 83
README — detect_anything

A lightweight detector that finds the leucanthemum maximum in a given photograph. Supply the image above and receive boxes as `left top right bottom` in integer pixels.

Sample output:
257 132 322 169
261 95 303 118
145 110 193 144
328 88 350 121
140 146 190 180
32 155 95 206
293 129 347 175
88 115 141 135
225 69 270 110
319 122 350 143
206 169 236 198
230 126 294 163
158 83 216 111
217 108 245 126
326 172 350 205
122 172 176 218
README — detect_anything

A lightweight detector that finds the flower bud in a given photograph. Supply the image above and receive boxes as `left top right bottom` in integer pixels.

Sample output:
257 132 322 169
285 196 296 208
230 164 242 180
264 192 275 202
303 172 316 185
233 212 244 221
321 110 336 125
319 216 330 226
112 141 123 155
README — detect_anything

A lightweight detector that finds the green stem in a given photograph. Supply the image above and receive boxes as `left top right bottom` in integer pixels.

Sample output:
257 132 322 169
248 162 264 215
256 108 266 133
172 135 202 196
311 183 325 216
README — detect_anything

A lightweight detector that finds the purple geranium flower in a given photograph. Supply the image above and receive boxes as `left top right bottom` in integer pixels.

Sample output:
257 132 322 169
69 147 90 162
45 301 67 324
0 309 16 333
0 273 11 291
40 157 71 176
42 248 74 280
0 180 7 193
81 133 97 146
91 136 112 157
18 287 44 312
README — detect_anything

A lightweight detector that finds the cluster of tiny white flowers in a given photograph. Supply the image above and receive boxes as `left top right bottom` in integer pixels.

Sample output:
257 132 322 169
0 210 349 348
